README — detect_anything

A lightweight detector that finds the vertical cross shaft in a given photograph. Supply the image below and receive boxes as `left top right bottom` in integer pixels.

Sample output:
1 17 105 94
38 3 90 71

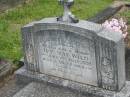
57 0 79 23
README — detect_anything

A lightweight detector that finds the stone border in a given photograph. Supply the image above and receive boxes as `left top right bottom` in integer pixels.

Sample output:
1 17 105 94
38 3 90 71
88 1 130 23
15 67 130 97
0 61 12 81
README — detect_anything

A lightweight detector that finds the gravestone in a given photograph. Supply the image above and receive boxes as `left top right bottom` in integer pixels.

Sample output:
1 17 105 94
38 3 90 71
15 0 130 97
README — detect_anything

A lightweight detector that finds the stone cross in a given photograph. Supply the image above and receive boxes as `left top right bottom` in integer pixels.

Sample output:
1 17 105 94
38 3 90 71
57 0 78 23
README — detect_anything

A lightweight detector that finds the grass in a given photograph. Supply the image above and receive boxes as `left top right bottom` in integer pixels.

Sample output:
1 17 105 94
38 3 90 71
0 0 113 63
115 5 130 32
120 10 130 24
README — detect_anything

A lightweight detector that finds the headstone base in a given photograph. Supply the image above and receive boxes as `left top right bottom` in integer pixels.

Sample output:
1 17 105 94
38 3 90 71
15 67 130 97
13 82 87 97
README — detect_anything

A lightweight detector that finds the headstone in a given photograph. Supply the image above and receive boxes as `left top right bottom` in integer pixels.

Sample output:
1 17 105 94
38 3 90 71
15 0 130 97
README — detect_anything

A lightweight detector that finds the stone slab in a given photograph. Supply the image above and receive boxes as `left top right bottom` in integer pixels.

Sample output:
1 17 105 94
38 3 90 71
13 82 87 97
15 67 130 97
38 30 97 86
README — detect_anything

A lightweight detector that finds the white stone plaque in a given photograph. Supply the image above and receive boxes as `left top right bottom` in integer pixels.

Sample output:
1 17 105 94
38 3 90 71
37 30 97 86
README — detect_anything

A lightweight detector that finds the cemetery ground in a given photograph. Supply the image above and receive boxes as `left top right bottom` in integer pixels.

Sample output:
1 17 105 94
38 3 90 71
0 0 130 97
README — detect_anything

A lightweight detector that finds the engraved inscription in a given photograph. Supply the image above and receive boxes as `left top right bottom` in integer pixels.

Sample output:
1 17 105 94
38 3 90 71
40 45 92 77
36 30 97 86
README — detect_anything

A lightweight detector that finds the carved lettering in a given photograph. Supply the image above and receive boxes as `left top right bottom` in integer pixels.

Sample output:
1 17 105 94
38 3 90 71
37 30 97 86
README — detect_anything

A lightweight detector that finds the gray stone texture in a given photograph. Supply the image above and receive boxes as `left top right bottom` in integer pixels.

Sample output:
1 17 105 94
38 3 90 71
0 62 11 80
126 57 130 81
13 82 87 97
15 65 130 97
13 81 130 97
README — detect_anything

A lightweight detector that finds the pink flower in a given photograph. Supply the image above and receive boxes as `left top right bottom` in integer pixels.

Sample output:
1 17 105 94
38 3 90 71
102 18 128 39
102 21 112 29
111 19 120 27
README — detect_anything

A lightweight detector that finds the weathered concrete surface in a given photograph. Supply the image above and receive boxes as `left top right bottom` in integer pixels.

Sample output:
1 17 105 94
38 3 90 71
0 76 27 97
15 67 130 97
126 56 130 81
13 81 130 97
13 82 88 97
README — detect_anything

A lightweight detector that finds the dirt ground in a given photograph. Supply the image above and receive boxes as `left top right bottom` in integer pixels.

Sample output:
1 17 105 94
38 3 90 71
0 0 30 13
